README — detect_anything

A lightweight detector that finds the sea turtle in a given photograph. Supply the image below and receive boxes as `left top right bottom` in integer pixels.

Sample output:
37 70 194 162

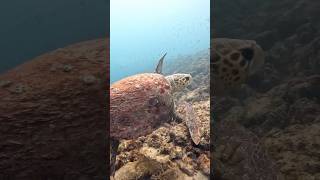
110 38 266 177
211 38 265 95
210 38 276 179
110 53 201 175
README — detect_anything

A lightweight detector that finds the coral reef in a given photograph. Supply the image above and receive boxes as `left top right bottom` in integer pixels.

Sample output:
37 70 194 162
113 51 210 179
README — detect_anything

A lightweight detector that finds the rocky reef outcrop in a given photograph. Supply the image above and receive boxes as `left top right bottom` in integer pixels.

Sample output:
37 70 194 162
214 0 320 179
113 50 210 180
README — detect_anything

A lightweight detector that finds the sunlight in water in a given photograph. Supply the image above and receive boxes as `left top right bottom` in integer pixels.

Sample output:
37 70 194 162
110 0 210 82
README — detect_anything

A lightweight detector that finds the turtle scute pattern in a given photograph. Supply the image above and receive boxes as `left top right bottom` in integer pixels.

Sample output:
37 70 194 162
211 38 265 94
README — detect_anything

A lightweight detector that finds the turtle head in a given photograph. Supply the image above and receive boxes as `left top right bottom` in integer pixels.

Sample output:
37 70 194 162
165 73 192 93
154 53 192 92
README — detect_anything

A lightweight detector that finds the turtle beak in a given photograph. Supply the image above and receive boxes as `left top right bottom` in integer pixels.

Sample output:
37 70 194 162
187 74 192 85
248 42 265 75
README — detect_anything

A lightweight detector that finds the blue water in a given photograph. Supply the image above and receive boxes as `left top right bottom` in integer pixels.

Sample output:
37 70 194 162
110 0 210 83
0 0 108 74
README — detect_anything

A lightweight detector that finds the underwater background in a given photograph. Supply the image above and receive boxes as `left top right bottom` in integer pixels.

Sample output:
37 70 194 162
0 0 108 74
213 0 320 179
111 0 211 179
110 0 210 83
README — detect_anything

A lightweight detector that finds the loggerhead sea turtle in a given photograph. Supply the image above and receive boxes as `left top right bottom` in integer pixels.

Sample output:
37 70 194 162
110 53 201 175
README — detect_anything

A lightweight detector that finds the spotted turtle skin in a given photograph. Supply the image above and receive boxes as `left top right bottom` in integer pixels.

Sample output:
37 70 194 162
110 73 174 140
211 38 265 95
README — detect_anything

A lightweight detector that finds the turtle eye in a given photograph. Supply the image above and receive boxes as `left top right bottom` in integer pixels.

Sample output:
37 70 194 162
149 97 159 106
240 48 254 61
185 77 190 81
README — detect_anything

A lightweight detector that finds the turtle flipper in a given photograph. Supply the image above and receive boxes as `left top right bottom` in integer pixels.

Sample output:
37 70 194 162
176 101 201 145
155 53 167 74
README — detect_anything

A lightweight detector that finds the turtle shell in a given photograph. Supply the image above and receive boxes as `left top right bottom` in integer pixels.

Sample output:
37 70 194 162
110 73 174 140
